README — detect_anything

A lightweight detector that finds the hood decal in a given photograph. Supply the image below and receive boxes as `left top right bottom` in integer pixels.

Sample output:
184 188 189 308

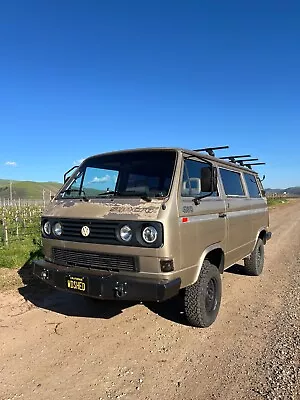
43 199 162 220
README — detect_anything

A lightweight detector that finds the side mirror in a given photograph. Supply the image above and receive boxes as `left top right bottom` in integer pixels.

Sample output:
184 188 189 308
201 166 217 193
64 165 79 183
64 175 69 184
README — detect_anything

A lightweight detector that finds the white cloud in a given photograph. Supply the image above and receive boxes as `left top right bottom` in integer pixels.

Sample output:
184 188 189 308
73 158 85 165
5 161 17 167
90 175 111 183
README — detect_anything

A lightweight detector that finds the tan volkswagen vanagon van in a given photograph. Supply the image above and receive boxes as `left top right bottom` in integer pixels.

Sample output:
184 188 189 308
34 147 271 327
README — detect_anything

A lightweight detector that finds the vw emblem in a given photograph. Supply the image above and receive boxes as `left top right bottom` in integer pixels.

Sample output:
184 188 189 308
81 225 90 237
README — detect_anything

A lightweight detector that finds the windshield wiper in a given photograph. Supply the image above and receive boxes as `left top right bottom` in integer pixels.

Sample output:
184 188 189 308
97 191 119 197
96 191 152 202
59 188 89 202
140 195 152 202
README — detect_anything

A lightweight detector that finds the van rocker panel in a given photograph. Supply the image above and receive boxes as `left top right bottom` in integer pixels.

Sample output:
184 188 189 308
33 259 181 302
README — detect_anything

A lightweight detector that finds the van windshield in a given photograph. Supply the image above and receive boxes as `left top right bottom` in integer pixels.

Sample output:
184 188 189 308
59 150 177 200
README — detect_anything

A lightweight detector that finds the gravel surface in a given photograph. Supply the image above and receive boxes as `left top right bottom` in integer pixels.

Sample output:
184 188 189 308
0 200 299 400
253 254 300 400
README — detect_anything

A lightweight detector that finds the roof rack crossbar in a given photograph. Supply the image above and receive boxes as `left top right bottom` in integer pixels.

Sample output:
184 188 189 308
219 155 251 161
238 158 259 162
236 158 259 166
245 163 266 166
191 148 264 168
194 146 229 157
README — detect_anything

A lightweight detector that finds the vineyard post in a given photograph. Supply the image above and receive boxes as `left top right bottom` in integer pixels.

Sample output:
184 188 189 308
16 216 19 238
4 220 9 246
10 181 13 204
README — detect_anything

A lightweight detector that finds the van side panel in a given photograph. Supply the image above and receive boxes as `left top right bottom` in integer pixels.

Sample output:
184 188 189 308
179 198 226 281
242 173 269 253
224 198 256 267
250 198 269 247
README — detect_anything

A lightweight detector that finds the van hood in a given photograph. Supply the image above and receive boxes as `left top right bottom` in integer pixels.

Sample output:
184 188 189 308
43 198 163 220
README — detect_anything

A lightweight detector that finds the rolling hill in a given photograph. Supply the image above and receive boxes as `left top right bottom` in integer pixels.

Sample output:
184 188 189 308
0 179 62 200
0 178 299 200
265 187 300 196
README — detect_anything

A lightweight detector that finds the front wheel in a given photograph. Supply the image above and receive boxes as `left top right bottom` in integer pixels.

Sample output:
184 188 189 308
244 238 265 276
184 260 222 328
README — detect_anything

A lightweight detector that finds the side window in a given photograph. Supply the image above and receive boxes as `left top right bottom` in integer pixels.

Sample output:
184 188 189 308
220 168 245 196
244 173 261 198
181 159 218 197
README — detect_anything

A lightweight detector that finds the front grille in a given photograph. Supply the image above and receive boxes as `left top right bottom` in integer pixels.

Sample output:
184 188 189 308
52 247 137 272
59 219 119 245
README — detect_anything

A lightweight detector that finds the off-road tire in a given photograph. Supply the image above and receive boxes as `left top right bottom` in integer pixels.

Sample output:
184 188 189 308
244 238 265 276
184 260 222 328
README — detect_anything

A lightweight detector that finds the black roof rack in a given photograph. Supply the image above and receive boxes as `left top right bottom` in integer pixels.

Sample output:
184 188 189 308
192 147 266 170
219 155 266 169
243 162 266 170
219 155 251 162
194 146 229 157
236 158 259 166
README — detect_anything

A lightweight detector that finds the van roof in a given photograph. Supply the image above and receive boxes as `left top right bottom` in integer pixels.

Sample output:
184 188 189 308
85 147 260 175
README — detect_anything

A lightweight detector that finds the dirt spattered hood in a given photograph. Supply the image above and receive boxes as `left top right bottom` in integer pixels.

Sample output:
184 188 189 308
43 198 163 221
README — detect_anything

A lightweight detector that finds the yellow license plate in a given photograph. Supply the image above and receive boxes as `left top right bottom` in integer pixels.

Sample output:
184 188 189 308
66 276 87 292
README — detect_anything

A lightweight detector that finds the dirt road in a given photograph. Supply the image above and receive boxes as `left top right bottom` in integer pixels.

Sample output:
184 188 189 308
1 201 299 400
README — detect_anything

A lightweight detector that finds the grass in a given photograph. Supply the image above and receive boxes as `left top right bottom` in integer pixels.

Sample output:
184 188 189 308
0 235 43 269
0 233 44 291
267 198 289 207
0 205 44 269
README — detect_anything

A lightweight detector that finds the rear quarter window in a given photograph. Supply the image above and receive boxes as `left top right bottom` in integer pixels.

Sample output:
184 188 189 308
219 168 245 196
244 173 261 198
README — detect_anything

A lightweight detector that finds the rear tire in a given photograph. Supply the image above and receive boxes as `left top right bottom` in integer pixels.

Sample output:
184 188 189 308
244 238 265 276
184 260 222 328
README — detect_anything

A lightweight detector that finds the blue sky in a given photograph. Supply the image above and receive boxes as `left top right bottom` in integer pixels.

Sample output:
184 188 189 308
0 0 299 188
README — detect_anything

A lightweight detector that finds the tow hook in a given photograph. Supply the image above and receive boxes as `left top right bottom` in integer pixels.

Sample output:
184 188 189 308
114 281 128 298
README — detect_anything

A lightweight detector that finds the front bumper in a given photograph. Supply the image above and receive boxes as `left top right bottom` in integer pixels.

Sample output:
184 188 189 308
33 259 181 302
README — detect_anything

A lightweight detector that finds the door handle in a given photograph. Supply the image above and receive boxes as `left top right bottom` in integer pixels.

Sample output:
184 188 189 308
219 213 227 218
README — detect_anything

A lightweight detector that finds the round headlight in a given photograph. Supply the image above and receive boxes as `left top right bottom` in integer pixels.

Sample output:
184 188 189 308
53 222 62 236
43 221 51 236
120 225 132 242
142 226 158 244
